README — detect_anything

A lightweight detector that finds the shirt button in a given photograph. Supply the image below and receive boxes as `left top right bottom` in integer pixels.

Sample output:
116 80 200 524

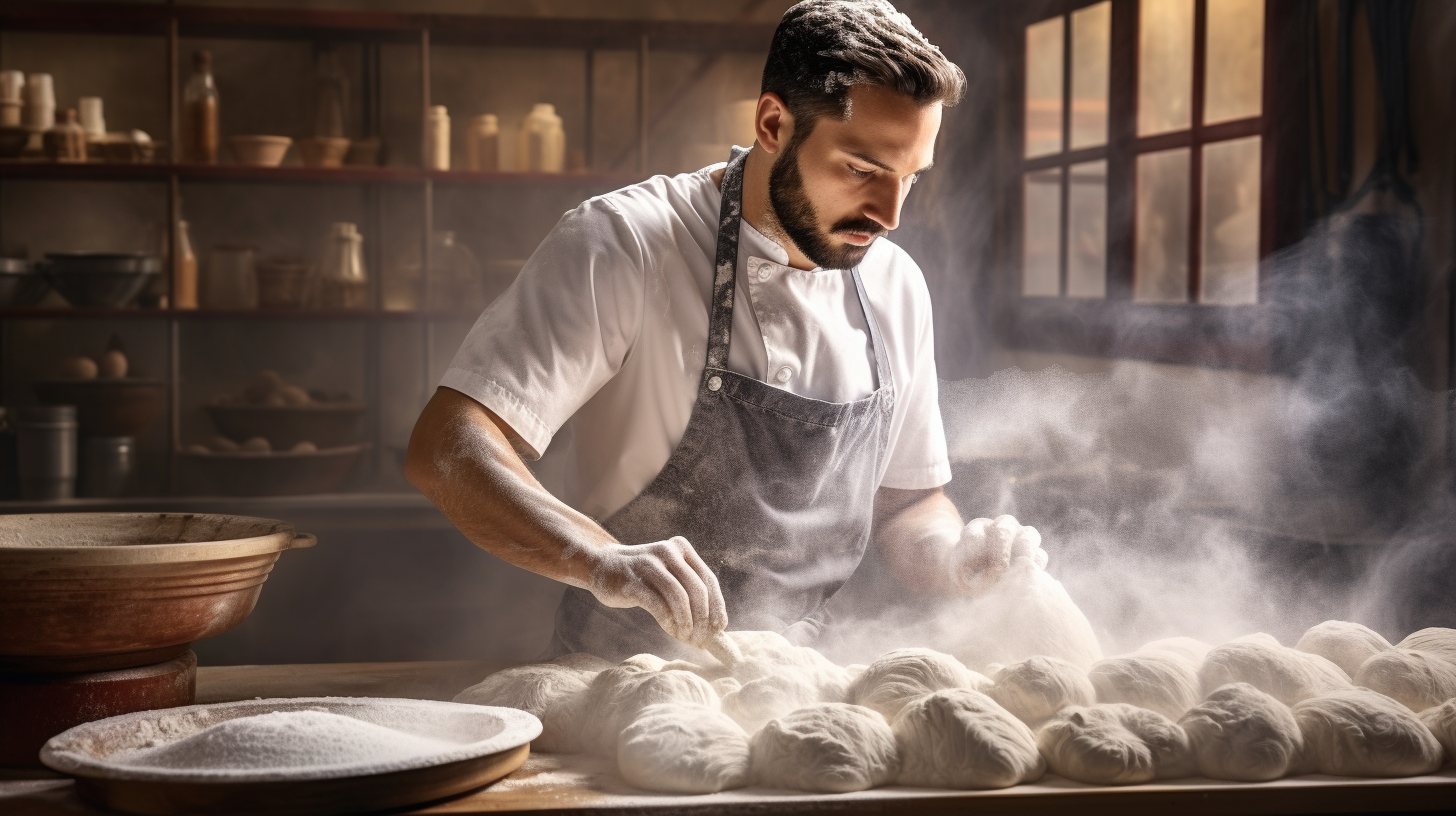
775 367 793 383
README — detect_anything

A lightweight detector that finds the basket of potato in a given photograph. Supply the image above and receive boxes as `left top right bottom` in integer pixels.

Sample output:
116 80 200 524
204 371 367 450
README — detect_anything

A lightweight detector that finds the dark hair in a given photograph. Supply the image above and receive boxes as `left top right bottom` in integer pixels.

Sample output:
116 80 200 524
761 0 966 137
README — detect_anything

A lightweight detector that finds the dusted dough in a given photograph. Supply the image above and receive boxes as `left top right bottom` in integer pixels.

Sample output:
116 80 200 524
1178 682 1303 782
722 630 852 701
1418 699 1456 762
1354 649 1456 713
621 653 670 672
1089 652 1202 720
893 688 1045 789
552 652 615 672
574 667 719 757
1295 621 1392 678
1199 641 1351 706
721 674 821 734
617 703 750 793
1036 703 1194 785
1137 637 1212 667
1292 688 1443 777
750 703 899 793
1398 628 1456 666
988 656 1095 726
946 557 1103 672
849 648 989 720
453 663 591 753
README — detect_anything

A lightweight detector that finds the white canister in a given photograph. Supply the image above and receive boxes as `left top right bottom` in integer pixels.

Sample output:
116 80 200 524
78 97 106 137
466 114 499 172
0 71 24 102
518 103 564 173
24 73 55 130
426 105 450 170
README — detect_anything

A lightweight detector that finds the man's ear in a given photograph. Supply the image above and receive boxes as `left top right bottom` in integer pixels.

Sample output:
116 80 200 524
755 93 793 154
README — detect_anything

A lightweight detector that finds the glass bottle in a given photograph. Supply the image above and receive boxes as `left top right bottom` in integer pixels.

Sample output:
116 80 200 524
427 231 485 312
314 222 368 310
173 220 198 309
312 44 348 139
182 51 219 164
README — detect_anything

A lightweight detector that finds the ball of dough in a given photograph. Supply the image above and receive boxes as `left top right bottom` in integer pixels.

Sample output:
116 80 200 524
575 668 718 757
1036 703 1194 785
988 655 1095 726
291 440 317 453
241 436 272 453
620 653 669 672
1417 698 1456 762
722 630 853 701
539 689 589 754
551 652 615 672
1231 632 1283 647
1178 682 1303 782
1136 637 1212 667
617 703 750 793
749 703 898 793
1397 628 1456 667
1089 651 1201 721
1292 688 1443 777
945 557 1104 672
243 370 285 404
1354 649 1456 713
208 435 240 452
58 355 98 380
454 664 590 754
1199 641 1351 706
97 349 128 378
1295 620 1392 678
721 673 821 735
849 647 989 720
893 688 1044 789
279 384 311 406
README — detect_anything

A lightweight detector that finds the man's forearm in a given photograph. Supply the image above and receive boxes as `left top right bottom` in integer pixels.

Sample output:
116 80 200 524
872 486 966 595
405 387 614 590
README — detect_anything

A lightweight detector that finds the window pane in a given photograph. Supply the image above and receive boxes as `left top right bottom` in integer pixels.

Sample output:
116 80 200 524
1025 16 1064 158
1135 148 1190 303
1137 0 1194 136
1070 2 1111 150
1023 169 1062 296
1205 0 1264 124
1201 136 1261 304
1067 160 1107 299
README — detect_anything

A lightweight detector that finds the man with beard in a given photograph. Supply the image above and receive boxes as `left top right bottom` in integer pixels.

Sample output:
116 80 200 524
408 0 1039 659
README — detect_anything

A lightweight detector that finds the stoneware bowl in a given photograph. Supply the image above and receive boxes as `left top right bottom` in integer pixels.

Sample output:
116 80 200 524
228 135 292 167
297 136 350 168
206 401 367 449
0 513 316 672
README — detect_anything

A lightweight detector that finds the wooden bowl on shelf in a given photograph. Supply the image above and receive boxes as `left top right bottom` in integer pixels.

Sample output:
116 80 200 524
34 378 165 438
227 135 292 167
206 401 367 450
0 512 316 673
298 136 351 168
178 443 369 497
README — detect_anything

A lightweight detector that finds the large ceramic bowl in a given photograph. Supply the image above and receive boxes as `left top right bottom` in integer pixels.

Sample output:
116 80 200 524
206 402 367 449
40 252 161 309
0 513 316 672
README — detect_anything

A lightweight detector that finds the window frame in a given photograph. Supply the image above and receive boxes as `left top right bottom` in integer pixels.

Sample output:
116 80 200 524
995 0 1305 371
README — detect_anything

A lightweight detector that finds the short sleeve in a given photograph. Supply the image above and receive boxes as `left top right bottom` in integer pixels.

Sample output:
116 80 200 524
877 256 951 491
439 198 645 460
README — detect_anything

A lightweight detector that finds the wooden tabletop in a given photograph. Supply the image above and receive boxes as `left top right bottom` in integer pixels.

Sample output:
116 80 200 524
2 661 1454 816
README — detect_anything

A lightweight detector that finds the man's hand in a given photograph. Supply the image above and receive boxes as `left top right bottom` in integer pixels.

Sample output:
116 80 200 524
583 536 728 647
948 515 1047 595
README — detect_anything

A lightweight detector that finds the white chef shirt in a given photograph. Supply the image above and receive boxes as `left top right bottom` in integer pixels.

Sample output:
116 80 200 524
440 162 951 521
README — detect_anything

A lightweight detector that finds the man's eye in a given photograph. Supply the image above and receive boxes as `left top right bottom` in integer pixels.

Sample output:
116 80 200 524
849 165 874 178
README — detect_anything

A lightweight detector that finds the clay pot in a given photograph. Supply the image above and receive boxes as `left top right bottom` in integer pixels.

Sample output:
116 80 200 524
227 135 291 167
298 136 350 168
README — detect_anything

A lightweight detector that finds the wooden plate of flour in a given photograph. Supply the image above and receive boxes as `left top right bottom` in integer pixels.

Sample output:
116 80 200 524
39 697 540 816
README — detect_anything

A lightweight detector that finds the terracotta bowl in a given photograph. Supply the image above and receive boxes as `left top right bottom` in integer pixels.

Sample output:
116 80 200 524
0 513 316 672
298 136 351 168
227 135 292 167
206 401 367 449
34 378 166 438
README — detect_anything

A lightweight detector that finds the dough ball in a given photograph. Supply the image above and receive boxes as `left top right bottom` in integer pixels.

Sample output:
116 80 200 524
713 677 742 698
749 703 898 793
539 689 588 753
1293 688 1443 777
551 652 615 672
893 688 1044 789
721 673 821 734
1089 651 1202 721
97 349 128 378
291 440 317 453
1397 628 1456 667
1036 703 1194 785
1199 641 1351 706
1178 682 1303 781
988 655 1095 726
241 436 272 453
243 370 284 404
1136 637 1213 667
58 355 99 380
723 630 852 701
1295 620 1392 678
945 558 1103 672
208 435 239 452
617 703 750 793
620 653 669 672
1354 649 1456 713
279 384 310 406
849 647 989 720
575 668 718 757
1231 632 1283 647
1417 699 1456 762
453 663 591 717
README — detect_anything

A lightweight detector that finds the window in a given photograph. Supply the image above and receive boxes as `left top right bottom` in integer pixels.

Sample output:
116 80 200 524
1004 0 1302 369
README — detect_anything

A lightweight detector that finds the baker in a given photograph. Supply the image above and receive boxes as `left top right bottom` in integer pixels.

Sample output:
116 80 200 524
407 0 1040 661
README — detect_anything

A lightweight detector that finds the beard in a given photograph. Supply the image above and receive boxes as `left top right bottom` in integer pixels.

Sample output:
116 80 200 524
767 135 885 271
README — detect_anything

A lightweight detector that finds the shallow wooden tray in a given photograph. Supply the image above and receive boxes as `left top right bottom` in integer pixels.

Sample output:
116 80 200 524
39 697 540 816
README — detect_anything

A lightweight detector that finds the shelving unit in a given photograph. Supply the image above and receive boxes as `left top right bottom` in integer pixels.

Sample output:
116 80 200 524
0 2 775 520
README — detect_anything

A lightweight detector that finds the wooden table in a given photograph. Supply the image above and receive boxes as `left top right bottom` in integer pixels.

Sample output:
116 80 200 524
2 661 1454 815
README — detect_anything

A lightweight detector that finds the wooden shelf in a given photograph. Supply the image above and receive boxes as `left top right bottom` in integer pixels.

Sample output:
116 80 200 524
0 307 487 321
0 2 777 51
0 160 643 188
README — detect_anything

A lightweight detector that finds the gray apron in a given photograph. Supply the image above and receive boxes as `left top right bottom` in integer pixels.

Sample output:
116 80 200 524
549 146 896 661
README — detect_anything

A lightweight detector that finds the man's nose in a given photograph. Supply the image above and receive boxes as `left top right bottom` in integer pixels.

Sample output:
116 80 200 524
862 176 906 232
